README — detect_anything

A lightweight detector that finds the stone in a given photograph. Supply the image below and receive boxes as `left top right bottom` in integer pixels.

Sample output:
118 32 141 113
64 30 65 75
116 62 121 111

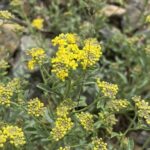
0 25 19 60
102 4 126 17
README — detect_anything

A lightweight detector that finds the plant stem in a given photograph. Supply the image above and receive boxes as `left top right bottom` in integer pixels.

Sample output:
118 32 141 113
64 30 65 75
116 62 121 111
119 112 137 148
74 95 100 113
124 113 137 136
77 70 87 107
64 77 72 99
70 143 88 148
40 65 47 84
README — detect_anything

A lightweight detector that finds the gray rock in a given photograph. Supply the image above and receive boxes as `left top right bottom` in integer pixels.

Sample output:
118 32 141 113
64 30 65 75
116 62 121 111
12 35 37 77
122 0 147 32
0 26 19 60
102 4 126 17
99 26 122 39
20 35 37 52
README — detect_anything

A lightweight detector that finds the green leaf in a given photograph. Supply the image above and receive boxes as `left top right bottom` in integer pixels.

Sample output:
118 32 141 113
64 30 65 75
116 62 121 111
116 72 128 84
127 138 134 150
78 97 87 107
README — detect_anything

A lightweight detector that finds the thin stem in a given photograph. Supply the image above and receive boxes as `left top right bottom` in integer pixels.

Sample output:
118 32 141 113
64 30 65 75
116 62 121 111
124 113 137 136
70 143 88 148
37 84 62 99
43 65 52 79
77 70 87 107
10 101 27 111
74 95 100 113
64 77 72 99
119 111 137 148
40 65 47 84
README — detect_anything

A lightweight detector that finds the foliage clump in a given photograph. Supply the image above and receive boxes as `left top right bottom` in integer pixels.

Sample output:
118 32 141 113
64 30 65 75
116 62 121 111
1 0 150 149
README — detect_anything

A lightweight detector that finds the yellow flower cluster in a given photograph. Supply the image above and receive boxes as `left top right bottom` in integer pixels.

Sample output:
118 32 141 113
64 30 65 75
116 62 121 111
27 98 45 117
146 15 150 23
133 96 150 125
0 130 7 147
52 33 78 46
32 18 44 30
51 33 102 81
80 38 102 69
107 99 129 112
99 111 117 133
56 99 76 117
92 137 107 150
51 117 73 141
0 60 9 76
27 48 46 70
58 146 70 150
127 36 139 45
0 78 23 107
77 112 94 131
0 60 9 70
0 84 13 107
51 99 75 141
97 79 118 98
145 44 150 55
1 125 26 147
10 0 22 6
51 33 80 80
0 10 13 19
56 106 69 117
7 78 22 94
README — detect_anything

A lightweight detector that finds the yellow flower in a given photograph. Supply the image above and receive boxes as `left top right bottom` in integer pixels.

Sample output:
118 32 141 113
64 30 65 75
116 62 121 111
51 34 80 80
0 60 9 76
27 48 46 70
99 111 117 133
0 60 9 70
52 33 78 46
0 130 7 148
146 15 150 23
51 116 73 141
77 112 94 131
27 48 45 59
51 33 102 80
0 84 13 107
27 60 36 70
7 78 22 94
97 79 118 98
51 62 69 81
32 18 44 30
27 98 45 117
107 99 129 112
0 79 23 107
58 146 70 150
133 96 150 125
10 0 22 6
92 137 107 150
145 44 150 55
146 116 150 124
51 99 75 141
0 10 13 19
2 125 26 147
56 106 69 117
56 99 76 117
80 38 102 69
